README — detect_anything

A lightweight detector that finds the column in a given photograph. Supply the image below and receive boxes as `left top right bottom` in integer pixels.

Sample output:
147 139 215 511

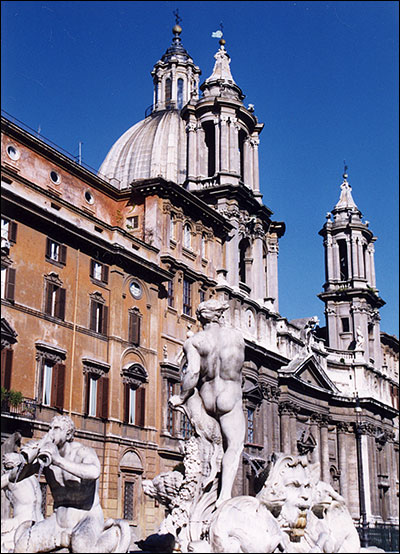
225 209 240 288
186 122 197 184
324 234 334 283
290 410 298 455
243 138 252 187
271 387 281 452
369 243 376 288
320 417 330 483
251 226 266 302
251 137 260 194
358 239 365 279
337 422 349 504
197 125 206 178
214 120 220 174
310 414 320 475
332 241 340 280
219 116 229 173
229 120 240 175
351 237 359 278
266 235 279 311
279 402 292 454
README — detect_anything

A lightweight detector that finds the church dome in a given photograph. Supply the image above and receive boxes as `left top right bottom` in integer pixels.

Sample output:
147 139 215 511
98 109 187 189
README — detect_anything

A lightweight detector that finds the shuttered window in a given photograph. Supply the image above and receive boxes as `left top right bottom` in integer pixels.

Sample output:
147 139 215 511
183 279 192 316
41 361 65 410
90 259 109 284
1 218 17 243
123 384 145 427
84 373 109 419
90 301 108 335
1 348 13 390
46 238 67 265
1 267 16 301
44 283 66 320
128 311 141 345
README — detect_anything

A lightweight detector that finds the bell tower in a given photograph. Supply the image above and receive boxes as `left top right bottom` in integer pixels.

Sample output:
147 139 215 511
318 168 385 365
151 22 201 113
181 38 285 309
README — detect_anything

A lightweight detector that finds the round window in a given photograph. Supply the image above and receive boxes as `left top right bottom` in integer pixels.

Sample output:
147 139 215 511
6 145 20 161
50 170 61 184
129 281 142 299
85 191 94 204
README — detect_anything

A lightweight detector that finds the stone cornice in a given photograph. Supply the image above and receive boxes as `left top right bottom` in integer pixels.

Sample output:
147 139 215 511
130 178 232 238
2 188 172 285
1 116 129 199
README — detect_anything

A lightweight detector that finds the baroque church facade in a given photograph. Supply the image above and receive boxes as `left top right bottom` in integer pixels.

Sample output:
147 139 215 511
1 24 398 543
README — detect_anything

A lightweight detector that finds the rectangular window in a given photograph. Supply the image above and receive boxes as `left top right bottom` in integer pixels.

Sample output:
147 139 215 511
1 267 16 301
90 301 108 335
128 311 141 345
341 317 350 333
85 374 109 419
123 481 135 520
181 413 194 439
90 259 109 284
247 408 255 443
88 376 98 417
183 279 192 316
46 238 67 265
126 216 139 230
124 384 145 426
40 361 65 410
199 290 205 303
167 381 175 435
1 348 13 390
42 362 53 406
1 218 17 243
45 283 66 320
167 280 174 308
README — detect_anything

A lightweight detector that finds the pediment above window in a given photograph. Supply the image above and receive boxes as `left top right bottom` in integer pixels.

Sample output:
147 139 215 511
82 357 110 377
44 272 63 286
35 341 67 364
121 363 148 388
1 317 18 348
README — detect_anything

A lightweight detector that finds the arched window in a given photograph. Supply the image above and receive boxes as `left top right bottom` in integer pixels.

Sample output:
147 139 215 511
165 78 172 104
239 238 251 284
203 121 215 177
183 224 191 249
177 78 184 109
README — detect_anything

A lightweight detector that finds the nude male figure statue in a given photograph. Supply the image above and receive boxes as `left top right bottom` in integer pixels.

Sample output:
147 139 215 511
169 299 246 507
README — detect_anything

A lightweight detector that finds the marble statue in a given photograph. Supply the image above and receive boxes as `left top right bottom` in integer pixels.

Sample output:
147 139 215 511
1 432 22 521
301 316 320 351
356 326 365 350
4 415 131 553
1 452 43 553
139 301 362 553
169 299 246 508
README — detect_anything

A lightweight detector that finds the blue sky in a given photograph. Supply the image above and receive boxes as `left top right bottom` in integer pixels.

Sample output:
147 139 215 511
2 1 398 337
